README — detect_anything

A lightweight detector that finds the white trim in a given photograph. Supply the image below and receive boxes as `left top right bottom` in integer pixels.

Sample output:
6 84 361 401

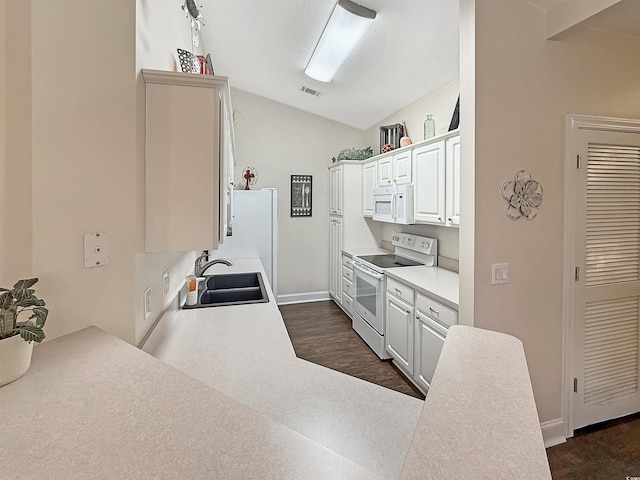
541 418 567 448
277 291 331 305
562 114 640 438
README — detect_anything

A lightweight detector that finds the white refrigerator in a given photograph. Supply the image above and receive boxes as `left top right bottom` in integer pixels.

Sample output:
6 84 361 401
214 188 278 297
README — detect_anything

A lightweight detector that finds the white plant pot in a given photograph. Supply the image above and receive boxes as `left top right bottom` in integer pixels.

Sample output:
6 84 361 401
0 334 34 386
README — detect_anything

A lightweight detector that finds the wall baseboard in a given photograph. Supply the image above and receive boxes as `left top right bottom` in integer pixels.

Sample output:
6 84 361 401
541 418 566 448
277 291 330 305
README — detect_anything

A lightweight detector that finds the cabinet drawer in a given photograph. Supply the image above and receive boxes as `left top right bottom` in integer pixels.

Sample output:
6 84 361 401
342 265 354 282
342 255 353 269
416 293 457 328
342 292 353 315
386 277 415 306
342 278 353 298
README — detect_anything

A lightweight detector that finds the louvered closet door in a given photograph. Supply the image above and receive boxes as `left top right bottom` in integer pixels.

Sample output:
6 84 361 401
574 129 640 429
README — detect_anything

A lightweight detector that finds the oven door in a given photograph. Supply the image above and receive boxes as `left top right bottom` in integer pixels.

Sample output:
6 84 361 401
352 262 385 334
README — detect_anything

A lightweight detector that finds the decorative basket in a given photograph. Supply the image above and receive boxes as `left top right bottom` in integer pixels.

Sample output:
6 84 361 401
379 123 404 153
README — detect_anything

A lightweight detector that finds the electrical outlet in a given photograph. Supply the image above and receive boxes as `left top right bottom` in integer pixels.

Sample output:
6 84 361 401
144 287 152 319
162 271 170 299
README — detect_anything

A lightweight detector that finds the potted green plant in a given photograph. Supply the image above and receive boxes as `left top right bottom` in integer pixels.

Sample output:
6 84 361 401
0 278 48 386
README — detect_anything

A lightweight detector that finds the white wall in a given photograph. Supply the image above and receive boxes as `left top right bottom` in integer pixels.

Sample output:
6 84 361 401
2 0 32 286
1 0 200 345
29 0 137 342
0 0 5 287
464 0 640 424
229 89 366 296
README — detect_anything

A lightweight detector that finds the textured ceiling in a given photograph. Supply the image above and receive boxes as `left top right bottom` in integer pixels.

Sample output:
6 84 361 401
198 0 459 130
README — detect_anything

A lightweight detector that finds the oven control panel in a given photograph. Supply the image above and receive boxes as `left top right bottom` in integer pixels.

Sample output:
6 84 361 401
392 232 437 256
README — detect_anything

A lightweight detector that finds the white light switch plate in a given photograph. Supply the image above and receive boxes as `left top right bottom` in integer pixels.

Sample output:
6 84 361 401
84 232 110 268
492 263 509 285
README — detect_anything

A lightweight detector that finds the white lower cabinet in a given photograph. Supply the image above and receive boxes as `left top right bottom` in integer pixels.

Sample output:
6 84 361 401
385 277 458 394
386 290 414 376
341 254 354 317
414 311 447 392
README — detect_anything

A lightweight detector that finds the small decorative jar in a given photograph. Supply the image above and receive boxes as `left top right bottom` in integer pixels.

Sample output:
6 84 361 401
424 114 435 139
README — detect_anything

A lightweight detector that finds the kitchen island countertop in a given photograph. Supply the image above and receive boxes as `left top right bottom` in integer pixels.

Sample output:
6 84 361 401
0 258 550 479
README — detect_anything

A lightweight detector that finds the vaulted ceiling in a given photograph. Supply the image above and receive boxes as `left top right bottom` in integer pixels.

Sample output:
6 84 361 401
199 0 459 130
196 0 639 130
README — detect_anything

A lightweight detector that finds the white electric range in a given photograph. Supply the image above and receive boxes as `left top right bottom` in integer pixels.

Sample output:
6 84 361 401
351 232 437 359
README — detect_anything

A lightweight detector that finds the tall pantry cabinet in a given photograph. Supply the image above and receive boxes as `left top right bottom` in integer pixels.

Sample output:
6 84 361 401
328 162 382 308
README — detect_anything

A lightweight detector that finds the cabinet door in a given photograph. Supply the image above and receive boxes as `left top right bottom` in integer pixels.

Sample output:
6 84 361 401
393 150 412 185
363 162 377 216
329 217 343 300
386 294 414 375
446 135 461 226
329 166 343 215
413 141 446 224
377 157 392 186
414 312 447 392
145 81 221 252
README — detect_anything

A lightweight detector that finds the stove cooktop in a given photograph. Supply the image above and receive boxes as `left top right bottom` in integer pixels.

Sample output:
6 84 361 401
356 254 423 270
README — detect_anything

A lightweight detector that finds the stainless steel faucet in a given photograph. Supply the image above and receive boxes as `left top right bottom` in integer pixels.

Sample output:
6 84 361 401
194 252 233 277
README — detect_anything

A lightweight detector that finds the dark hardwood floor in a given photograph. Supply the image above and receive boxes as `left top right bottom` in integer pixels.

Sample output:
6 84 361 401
546 412 640 479
279 300 424 399
280 299 640 478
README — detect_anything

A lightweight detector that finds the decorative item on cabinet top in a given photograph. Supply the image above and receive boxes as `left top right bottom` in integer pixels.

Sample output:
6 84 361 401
449 95 460 131
177 48 200 74
291 175 312 217
242 166 258 190
380 123 404 153
400 121 412 147
501 170 543 220
331 146 373 163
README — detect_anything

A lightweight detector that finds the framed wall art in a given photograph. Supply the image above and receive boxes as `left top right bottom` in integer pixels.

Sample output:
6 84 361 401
291 175 312 217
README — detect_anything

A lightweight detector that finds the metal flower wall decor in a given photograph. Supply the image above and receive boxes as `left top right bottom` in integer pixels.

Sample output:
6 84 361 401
501 170 543 220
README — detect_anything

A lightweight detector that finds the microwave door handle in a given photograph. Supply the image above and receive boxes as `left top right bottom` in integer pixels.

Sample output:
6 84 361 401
391 193 397 219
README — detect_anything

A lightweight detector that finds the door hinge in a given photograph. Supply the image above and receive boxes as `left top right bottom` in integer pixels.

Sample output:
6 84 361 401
573 377 578 393
575 267 580 281
576 154 581 169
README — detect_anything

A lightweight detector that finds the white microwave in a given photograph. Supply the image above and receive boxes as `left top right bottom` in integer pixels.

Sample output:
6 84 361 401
372 185 414 224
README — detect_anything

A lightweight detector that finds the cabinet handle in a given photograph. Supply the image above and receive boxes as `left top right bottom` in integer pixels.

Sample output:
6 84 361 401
395 288 402 294
429 307 440 317
448 218 452 222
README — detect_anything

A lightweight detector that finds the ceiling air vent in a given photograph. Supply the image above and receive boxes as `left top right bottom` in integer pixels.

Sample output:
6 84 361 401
300 85 322 97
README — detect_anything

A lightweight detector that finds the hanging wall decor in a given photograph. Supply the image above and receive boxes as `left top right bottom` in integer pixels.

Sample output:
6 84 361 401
501 170 543 220
291 175 312 217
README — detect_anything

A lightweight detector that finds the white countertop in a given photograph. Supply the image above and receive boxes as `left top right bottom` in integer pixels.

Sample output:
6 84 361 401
385 265 459 310
342 246 392 258
400 325 551 479
0 258 550 479
0 327 379 480
152 259 423 480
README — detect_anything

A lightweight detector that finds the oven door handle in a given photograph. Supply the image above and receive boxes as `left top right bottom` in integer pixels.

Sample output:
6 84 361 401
352 262 384 280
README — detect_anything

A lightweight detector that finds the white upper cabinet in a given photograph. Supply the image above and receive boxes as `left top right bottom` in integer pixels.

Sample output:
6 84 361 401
392 150 412 185
329 165 343 215
362 160 377 216
445 135 461 226
413 140 446 225
377 151 411 187
377 156 392 186
143 70 235 253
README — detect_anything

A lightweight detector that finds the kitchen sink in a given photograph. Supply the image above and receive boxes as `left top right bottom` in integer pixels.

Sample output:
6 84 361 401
184 272 269 308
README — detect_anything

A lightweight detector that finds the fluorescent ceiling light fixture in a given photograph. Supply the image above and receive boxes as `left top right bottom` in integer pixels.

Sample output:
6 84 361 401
304 0 376 83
